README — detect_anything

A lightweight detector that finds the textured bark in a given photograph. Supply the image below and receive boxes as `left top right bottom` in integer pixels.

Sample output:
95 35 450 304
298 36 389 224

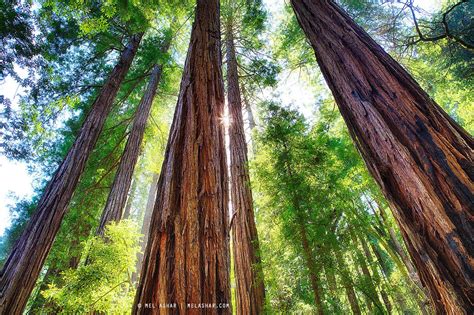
97 63 163 234
132 172 159 285
335 248 361 315
290 0 474 312
0 34 142 315
225 13 265 315
132 0 231 313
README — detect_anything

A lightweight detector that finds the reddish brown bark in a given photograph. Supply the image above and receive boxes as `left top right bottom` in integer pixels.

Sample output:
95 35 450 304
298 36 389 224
97 63 163 234
0 34 142 315
132 0 231 313
290 0 473 312
225 12 265 315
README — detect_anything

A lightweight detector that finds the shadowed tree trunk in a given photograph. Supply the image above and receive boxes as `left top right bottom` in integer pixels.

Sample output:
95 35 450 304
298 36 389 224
350 230 384 313
0 33 142 315
132 0 231 313
225 11 266 315
335 247 361 315
97 61 164 235
290 0 473 312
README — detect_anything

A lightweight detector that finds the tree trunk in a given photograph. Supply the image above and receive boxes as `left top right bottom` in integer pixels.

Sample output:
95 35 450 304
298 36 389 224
298 220 324 315
240 84 256 154
123 178 137 219
132 0 231 313
290 0 473 312
0 33 142 315
335 248 361 315
350 231 384 313
97 62 163 235
132 172 159 285
225 12 265 315
362 239 391 314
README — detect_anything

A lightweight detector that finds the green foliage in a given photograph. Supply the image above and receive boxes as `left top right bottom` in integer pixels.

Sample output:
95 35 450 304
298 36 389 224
42 220 141 313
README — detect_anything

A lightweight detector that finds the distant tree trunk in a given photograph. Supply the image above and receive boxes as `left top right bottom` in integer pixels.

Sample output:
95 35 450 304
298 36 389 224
298 219 324 315
335 248 361 315
123 178 137 219
0 33 142 315
350 230 384 313
361 239 391 314
240 84 256 154
132 172 159 285
225 12 265 315
291 0 473 312
97 62 163 234
132 0 231 313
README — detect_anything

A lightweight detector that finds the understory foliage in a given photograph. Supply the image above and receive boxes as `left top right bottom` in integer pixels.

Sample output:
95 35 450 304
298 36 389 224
42 220 141 313
0 0 471 313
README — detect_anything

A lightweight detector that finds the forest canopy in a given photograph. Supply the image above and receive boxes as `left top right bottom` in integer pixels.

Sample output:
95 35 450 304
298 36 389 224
0 0 472 314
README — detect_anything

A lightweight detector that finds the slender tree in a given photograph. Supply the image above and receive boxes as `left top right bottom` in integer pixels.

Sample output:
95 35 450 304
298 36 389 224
132 0 231 312
225 8 266 315
0 33 142 314
290 0 473 312
97 60 165 234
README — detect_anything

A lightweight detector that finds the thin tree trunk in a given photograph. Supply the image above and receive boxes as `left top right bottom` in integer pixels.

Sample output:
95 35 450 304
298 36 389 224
361 239 391 314
335 248 361 315
97 62 163 234
0 33 142 315
240 84 256 154
225 11 265 315
350 230 384 313
298 219 324 315
132 0 231 313
290 0 473 312
123 178 137 219
132 172 159 285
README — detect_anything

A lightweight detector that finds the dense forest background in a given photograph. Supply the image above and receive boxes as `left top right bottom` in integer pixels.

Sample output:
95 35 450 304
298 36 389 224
0 0 472 314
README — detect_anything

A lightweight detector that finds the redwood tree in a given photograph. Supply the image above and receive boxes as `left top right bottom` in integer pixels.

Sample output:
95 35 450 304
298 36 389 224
0 34 142 314
290 0 473 312
225 11 266 315
97 62 163 234
132 0 231 312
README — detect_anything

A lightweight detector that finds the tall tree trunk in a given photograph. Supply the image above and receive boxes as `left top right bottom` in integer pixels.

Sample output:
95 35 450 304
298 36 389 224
361 239 391 314
0 33 142 315
240 84 256 154
123 178 137 219
290 0 473 312
349 229 384 313
132 172 159 285
97 62 163 234
132 0 231 313
225 12 265 315
335 248 361 315
298 219 324 315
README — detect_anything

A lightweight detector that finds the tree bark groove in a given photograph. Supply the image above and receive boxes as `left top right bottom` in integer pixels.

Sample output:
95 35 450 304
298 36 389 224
0 33 142 315
132 0 231 313
290 0 473 312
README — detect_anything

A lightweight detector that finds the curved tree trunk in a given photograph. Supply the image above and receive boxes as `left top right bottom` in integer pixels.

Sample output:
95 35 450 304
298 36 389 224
225 12 265 315
132 0 231 313
290 0 473 312
0 33 142 315
97 62 164 235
